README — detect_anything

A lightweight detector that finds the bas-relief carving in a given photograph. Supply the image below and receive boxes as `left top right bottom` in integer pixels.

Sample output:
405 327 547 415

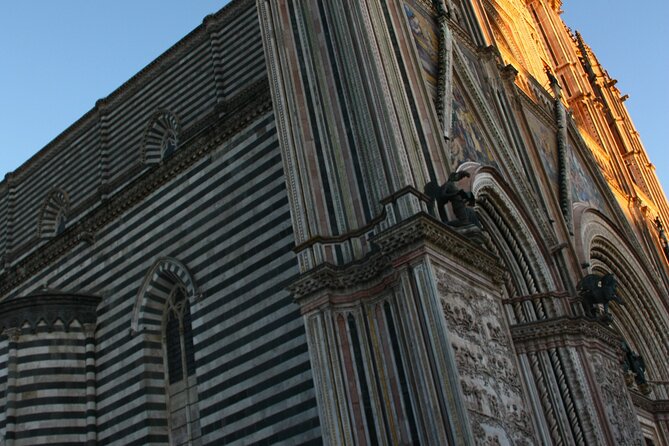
589 351 645 445
435 266 535 445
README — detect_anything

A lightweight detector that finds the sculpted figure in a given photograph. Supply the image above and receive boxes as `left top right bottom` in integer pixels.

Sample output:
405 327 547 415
424 171 479 227
577 273 624 321
621 341 650 394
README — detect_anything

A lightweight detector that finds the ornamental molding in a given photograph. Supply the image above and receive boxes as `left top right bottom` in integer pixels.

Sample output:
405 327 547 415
374 213 503 280
630 393 669 415
290 213 503 309
511 316 622 354
0 290 100 333
289 252 392 305
0 78 272 297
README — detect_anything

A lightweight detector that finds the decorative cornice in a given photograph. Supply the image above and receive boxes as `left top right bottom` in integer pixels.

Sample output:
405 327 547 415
0 290 100 333
0 78 272 297
374 212 502 280
290 212 502 308
630 392 669 415
511 316 621 353
289 253 392 304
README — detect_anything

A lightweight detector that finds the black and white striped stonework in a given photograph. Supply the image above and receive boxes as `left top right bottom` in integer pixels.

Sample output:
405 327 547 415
5 113 321 445
0 0 323 444
0 0 267 271
0 321 91 445
214 4 267 99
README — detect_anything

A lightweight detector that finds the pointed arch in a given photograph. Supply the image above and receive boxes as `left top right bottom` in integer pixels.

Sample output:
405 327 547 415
38 188 69 238
131 257 201 444
575 206 669 389
141 110 181 165
131 257 198 334
469 164 556 296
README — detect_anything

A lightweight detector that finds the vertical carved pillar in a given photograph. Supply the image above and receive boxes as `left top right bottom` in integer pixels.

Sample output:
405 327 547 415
547 72 573 233
258 0 450 270
435 1 454 139
4 173 16 264
203 13 226 106
291 230 474 444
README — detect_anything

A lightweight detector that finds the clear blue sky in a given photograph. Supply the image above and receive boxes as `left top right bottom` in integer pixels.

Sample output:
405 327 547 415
1 1 667 197
562 0 669 196
0 1 227 178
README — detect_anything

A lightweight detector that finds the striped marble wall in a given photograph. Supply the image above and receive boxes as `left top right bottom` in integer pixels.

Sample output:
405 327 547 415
0 0 265 273
0 0 323 444
2 112 321 445
5 321 91 445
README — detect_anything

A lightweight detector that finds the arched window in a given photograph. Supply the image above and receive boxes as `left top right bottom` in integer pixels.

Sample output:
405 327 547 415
163 285 198 444
141 110 181 165
132 258 201 445
38 188 69 238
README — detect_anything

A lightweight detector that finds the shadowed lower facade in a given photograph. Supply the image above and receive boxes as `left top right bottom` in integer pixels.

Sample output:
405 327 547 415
0 0 668 444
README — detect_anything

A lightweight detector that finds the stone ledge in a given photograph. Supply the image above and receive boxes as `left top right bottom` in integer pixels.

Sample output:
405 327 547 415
374 212 502 281
511 316 621 354
290 212 502 311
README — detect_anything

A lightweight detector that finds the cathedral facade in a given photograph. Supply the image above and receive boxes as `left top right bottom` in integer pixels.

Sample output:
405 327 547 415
0 0 668 444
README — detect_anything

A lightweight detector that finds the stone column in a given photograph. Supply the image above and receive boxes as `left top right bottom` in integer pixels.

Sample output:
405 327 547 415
291 206 475 445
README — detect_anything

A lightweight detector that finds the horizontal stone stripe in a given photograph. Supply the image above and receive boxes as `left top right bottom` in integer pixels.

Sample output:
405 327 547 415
204 398 318 441
198 327 304 385
9 112 277 298
97 397 166 432
15 337 84 350
14 366 82 378
10 410 86 424
97 366 163 403
125 433 170 446
10 425 88 440
199 350 310 414
262 423 322 446
12 395 86 410
10 403 86 418
97 415 167 445
216 373 314 426
97 346 162 389
13 380 86 394
194 291 301 370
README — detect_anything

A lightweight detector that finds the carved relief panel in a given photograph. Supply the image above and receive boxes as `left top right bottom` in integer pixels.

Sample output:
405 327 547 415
589 350 645 445
434 265 536 445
